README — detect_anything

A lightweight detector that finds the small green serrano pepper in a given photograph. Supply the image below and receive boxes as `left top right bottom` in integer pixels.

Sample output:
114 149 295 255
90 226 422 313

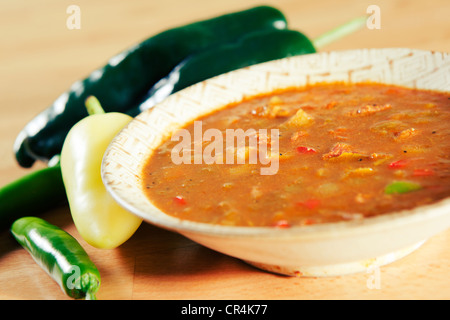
11 217 101 300
14 6 287 168
0 157 66 230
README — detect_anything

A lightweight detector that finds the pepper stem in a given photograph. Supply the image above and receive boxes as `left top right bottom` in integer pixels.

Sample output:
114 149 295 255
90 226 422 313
85 96 106 116
84 290 97 300
313 16 367 49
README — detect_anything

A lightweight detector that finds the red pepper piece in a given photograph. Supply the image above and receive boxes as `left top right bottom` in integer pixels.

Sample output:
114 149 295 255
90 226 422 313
297 199 320 210
173 196 186 205
273 220 290 228
388 159 409 169
427 185 444 192
296 146 317 154
302 218 317 225
413 169 435 176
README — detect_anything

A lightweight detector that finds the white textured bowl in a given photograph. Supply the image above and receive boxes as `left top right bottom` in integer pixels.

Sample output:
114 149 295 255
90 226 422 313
102 48 450 277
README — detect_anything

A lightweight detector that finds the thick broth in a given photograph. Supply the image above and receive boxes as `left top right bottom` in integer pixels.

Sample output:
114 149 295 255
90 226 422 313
142 82 450 227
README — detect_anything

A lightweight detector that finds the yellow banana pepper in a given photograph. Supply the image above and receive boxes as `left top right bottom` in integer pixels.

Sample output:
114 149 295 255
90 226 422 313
61 96 142 249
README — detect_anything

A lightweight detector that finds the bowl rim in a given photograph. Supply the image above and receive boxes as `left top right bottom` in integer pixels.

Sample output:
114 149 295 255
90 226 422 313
102 47 450 240
106 184 450 239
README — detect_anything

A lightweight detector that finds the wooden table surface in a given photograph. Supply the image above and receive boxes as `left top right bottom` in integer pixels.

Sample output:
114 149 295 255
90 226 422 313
1 0 449 300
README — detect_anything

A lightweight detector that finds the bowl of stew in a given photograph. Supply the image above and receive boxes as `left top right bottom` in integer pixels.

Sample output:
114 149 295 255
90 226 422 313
102 48 450 277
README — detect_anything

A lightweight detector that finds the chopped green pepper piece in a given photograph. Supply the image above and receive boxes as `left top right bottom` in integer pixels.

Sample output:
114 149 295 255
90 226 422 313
384 181 422 194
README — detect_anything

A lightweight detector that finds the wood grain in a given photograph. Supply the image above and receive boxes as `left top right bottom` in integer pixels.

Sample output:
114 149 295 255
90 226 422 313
0 0 449 300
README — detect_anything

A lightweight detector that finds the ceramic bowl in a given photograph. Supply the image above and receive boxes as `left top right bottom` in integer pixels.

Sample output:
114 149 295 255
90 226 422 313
102 48 450 277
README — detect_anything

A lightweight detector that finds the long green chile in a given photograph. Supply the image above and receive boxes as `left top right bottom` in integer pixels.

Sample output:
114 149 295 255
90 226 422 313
128 15 367 115
0 157 66 231
128 28 316 116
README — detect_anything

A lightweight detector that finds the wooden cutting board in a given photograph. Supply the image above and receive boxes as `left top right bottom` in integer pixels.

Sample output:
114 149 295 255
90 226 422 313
1 0 449 300
1 206 449 300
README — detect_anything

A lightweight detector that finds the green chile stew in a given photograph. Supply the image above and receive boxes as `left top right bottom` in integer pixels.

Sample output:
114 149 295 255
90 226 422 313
142 82 450 227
